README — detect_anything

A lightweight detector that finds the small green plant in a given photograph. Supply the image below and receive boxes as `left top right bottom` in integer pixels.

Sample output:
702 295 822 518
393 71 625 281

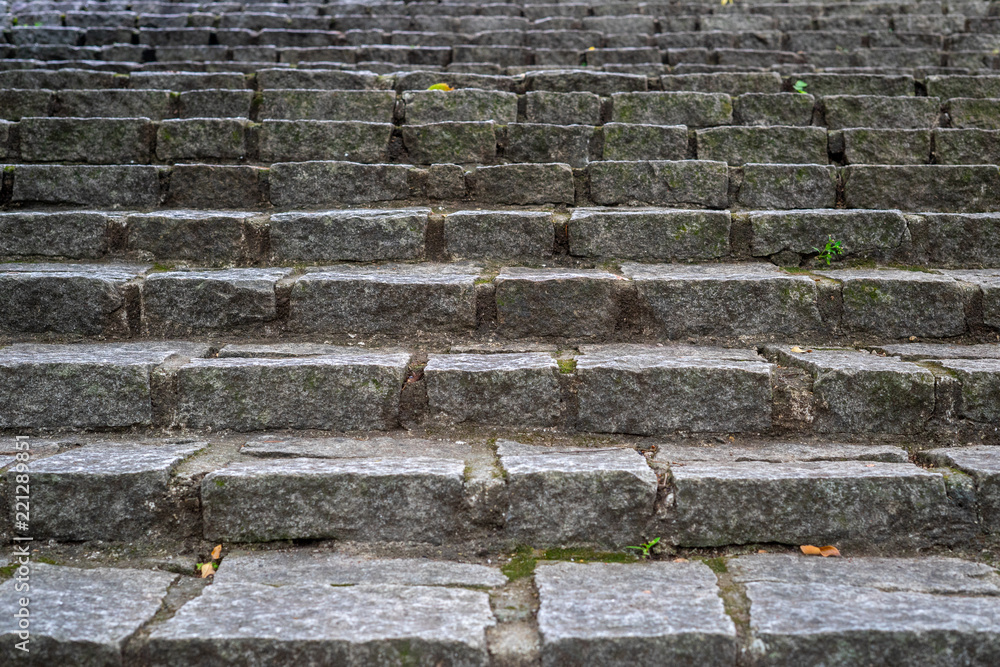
556 359 576 374
792 80 808 94
813 236 844 265
625 537 660 559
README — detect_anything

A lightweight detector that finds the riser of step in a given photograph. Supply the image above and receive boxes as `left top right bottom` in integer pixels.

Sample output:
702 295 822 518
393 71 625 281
3 436 997 548
2 160 1000 211
1 261 997 341
1 342 999 437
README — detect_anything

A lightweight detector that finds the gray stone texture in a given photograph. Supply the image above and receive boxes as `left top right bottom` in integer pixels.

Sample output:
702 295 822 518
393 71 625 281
843 165 1000 213
589 160 729 207
506 123 593 168
611 91 733 127
945 97 1000 130
737 164 838 210
908 213 1000 267
601 123 689 161
403 88 517 123
126 210 261 265
655 442 909 464
269 161 412 207
12 165 160 207
697 126 828 165
259 120 392 163
165 164 266 209
0 211 108 259
469 163 575 204
934 128 1000 165
734 93 816 126
403 121 497 164
525 91 601 125
259 89 396 121
444 210 553 260
823 95 940 129
840 129 932 165
931 359 1000 424
270 208 428 263
569 208 730 261
156 118 247 161
922 446 1000 533
790 74 914 97
19 117 153 164
747 209 908 260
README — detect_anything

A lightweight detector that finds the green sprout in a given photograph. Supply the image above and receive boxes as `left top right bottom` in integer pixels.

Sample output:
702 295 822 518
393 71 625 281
625 537 660 559
813 236 844 265
792 80 808 94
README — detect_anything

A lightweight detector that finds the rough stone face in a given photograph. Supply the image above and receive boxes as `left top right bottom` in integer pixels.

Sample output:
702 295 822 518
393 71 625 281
468 163 575 204
203 457 467 542
949 269 1000 330
569 208 730 261
403 89 517 123
156 118 247 161
908 213 1000 267
145 582 494 666
843 165 1000 213
927 74 1000 99
259 120 393 163
12 165 161 207
506 123 593 168
655 442 909 464
611 91 733 127
126 210 261 265
769 347 936 434
0 564 176 666
0 211 108 259
790 74 914 97
623 263 822 337
840 128 932 165
525 91 601 125
601 123 689 161
142 268 291 333
668 461 968 547
746 209 908 260
215 552 507 588
495 267 624 339
19 117 154 164
822 95 940 129
525 70 647 95
289 264 478 334
499 441 657 546
0 88 53 120
536 561 737 667
165 164 267 209
576 345 773 434
425 353 562 427
239 435 475 461
402 121 497 164
18 441 202 540
921 446 1000 533
872 343 1000 361
177 89 253 118
934 128 1000 165
929 359 1000 423
821 269 967 338
697 126 828 165
269 161 412 207
589 160 729 207
0 263 145 335
175 351 409 431
661 71 783 95
737 164 837 209
945 97 1000 129
444 210 553 260
734 93 816 126
259 89 396 121
257 68 380 90
270 208 428 262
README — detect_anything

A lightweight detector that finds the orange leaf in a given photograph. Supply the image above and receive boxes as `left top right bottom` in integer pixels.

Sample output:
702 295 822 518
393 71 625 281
818 545 841 558
201 562 216 578
757 549 767 554
800 545 822 556
673 558 689 563
211 544 222 560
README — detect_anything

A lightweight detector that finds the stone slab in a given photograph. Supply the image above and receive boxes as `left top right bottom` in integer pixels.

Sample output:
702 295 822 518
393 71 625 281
568 208 730 261
126 210 261 265
269 161 412 207
746 209 908 260
922 445 1000 533
11 165 160 208
269 208 428 263
444 210 553 261
871 343 1000 360
0 211 108 259
654 442 908 464
588 160 729 208
240 435 472 461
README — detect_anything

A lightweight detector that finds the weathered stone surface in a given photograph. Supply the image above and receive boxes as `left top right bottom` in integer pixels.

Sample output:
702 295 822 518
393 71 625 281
175 351 409 431
0 564 176 666
394 72 515 93
499 441 656 546
927 74 1000 100
821 268 966 338
747 209 908 260
790 74 914 97
19 117 153 164
601 123 688 161
949 269 1000 330
822 95 939 129
12 165 161 207
934 128 1000 165
425 353 561 427
929 359 1000 423
525 91 601 125
157 118 247 161
18 441 202 540
611 91 733 127
469 163 575 204
908 213 1000 267
260 120 392 163
177 89 253 118
569 208 729 261
259 89 396 121
142 268 291 333
769 347 936 434
215 552 507 587
734 93 816 126
145 582 494 666
495 267 623 339
270 208 428 262
445 210 553 260
0 263 145 335
257 68 380 90
589 160 729 207
872 343 1000 361
203 456 467 543
840 128 932 165
165 164 267 209
0 211 107 259
126 210 260 265
661 71 782 94
269 161 412 207
576 345 772 434
922 446 1000 533
403 89 517 123
525 70 647 95
945 97 1000 130
239 436 473 461
506 123 593 168
536 561 736 667
843 165 1000 213
697 126 828 165
655 442 909 464
289 264 478 334
623 263 822 337
403 121 497 164
737 164 837 210
55 90 169 119
668 460 968 547
0 88 52 120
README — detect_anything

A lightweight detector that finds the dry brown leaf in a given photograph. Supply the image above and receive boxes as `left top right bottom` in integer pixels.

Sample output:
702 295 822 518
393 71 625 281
800 545 822 556
819 545 841 558
211 544 222 560
673 558 689 563
201 562 216 578
757 549 767 554
790 346 805 353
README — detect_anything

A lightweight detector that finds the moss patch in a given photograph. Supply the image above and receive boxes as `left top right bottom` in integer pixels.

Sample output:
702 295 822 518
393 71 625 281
501 545 537 581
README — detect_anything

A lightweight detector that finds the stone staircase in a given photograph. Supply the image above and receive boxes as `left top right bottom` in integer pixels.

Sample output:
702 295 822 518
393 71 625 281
1 0 1000 665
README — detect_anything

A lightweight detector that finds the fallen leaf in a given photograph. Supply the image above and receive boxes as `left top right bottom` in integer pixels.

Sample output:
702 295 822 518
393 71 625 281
427 83 453 91
211 544 222 560
790 346 805 353
201 562 216 578
800 545 822 556
866 463 876 467
757 549 767 554
673 558 689 563
819 545 841 558
587 46 595 51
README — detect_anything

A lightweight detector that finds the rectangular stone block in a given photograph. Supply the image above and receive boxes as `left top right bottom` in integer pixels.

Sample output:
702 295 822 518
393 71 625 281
126 210 261 265
569 208 730 261
525 91 601 125
769 347 936 434
175 350 409 431
576 345 773 434
165 164 267 209
444 210 553 260
0 68 122 90
525 70 648 95
256 68 380 90
929 359 1000 424
270 208 428 263
177 89 254 118
425 353 562 427
0 211 108 259
949 269 1000 329
589 160 729 207
19 117 153 164
468 163 575 204
55 89 171 119
289 264 478 334
843 165 1000 213
157 118 247 161
907 214 1000 266
402 121 497 164
736 164 837 209
506 123 593 168
0 88 52 120
260 120 392 163
269 161 412 207
697 126 828 165
611 91 732 127
747 209 909 262
735 93 816 126
623 263 823 337
927 74 1000 99
945 97 1000 129
839 128 932 165
259 89 395 121
602 123 688 161
402 89 517 123
661 71 783 95
495 267 624 339
934 128 1000 164
922 446 1000 533
822 95 940 129
536 561 737 667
